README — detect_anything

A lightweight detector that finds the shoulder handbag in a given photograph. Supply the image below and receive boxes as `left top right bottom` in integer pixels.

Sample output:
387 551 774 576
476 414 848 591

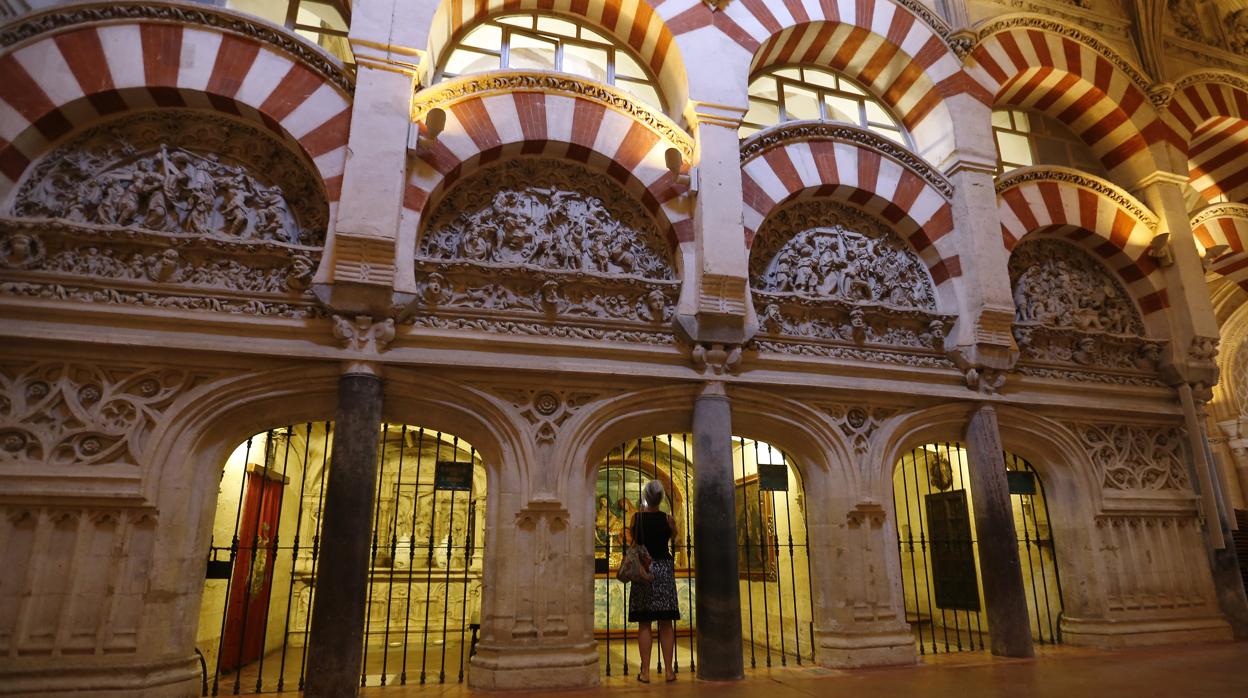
616 512 653 584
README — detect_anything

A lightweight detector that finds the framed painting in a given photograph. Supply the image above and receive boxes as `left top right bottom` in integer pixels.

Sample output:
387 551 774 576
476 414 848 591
734 476 777 582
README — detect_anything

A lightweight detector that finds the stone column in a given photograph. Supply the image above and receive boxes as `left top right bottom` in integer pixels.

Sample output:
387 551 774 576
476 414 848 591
691 381 744 680
963 405 1034 658
303 371 385 697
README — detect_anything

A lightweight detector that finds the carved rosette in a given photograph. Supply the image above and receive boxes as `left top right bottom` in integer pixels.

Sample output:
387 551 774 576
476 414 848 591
1 111 329 318
748 200 954 365
1068 422 1190 492
409 158 677 345
1010 239 1164 382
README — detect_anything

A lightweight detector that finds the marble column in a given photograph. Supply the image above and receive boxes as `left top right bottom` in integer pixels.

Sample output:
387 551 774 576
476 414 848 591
963 405 1034 658
303 372 385 697
691 381 744 680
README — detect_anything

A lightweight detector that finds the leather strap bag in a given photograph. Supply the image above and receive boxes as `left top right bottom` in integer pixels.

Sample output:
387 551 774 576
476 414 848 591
616 512 653 584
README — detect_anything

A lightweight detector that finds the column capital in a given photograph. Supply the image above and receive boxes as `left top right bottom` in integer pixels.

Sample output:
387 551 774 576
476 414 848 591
349 40 424 78
1132 169 1191 191
687 101 748 131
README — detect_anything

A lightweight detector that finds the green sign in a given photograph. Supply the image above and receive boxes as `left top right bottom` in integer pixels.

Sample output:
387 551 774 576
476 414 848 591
758 463 788 491
1007 471 1036 495
435 461 473 491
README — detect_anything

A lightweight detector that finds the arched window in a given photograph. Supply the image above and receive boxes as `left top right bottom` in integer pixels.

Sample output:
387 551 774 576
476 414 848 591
743 66 909 145
992 108 1107 177
438 13 664 110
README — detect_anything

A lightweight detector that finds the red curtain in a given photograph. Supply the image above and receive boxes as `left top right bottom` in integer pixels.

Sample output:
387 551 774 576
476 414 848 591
221 471 285 672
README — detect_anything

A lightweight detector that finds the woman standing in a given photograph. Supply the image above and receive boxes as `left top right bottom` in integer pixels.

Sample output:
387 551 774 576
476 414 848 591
628 480 680 683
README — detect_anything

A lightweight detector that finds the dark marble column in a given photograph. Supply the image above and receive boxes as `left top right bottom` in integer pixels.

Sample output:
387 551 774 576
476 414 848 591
963 404 1034 658
692 381 744 680
303 372 384 697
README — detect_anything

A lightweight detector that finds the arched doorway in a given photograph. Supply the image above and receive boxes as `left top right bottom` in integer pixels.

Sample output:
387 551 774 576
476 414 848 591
196 422 487 694
593 434 814 676
890 442 1063 655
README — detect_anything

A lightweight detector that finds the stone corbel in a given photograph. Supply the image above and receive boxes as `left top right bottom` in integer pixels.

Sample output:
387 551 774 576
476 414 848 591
1161 335 1221 394
949 305 1018 394
847 500 888 529
332 314 396 374
690 342 742 376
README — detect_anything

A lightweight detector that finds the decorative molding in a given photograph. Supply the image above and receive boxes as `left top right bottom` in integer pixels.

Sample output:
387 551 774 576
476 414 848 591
749 338 957 369
0 361 200 467
412 71 693 158
0 279 324 319
756 292 952 351
479 387 603 443
1067 422 1190 491
740 121 954 200
974 14 1155 101
1190 203 1248 228
995 166 1158 230
1172 71 1248 97
0 1 354 96
408 315 676 345
13 110 328 246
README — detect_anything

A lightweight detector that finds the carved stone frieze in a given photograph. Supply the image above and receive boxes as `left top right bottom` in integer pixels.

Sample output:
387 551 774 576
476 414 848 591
0 362 200 467
740 122 954 200
13 111 327 246
411 73 693 158
822 405 900 456
749 339 957 369
412 262 676 325
996 168 1158 231
1013 325 1165 371
420 159 672 281
409 315 676 346
1190 202 1248 228
0 1 354 95
0 217 324 318
1068 422 1190 491
751 201 938 311
756 293 951 350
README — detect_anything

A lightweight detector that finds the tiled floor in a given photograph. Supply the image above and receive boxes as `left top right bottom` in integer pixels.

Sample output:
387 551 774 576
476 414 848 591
263 641 1248 697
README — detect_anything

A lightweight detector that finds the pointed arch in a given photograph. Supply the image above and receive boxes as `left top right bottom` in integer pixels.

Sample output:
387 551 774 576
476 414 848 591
996 167 1166 317
967 17 1173 186
740 124 958 312
1167 73 1248 205
0 10 352 206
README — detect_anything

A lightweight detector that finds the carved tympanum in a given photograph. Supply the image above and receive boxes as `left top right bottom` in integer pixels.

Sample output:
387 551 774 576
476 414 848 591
1011 240 1142 335
409 159 677 343
750 201 936 311
420 159 673 280
14 111 327 246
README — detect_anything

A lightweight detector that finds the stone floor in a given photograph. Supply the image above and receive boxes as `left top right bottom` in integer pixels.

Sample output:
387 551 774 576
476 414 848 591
267 641 1247 697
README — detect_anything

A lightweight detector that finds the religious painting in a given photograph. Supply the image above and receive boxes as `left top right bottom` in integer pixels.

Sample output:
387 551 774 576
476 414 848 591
594 466 649 568
735 476 777 582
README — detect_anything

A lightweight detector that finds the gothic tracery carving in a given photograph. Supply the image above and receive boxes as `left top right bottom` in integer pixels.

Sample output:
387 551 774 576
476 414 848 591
14 111 327 246
1068 422 1190 491
420 159 672 280
0 362 199 467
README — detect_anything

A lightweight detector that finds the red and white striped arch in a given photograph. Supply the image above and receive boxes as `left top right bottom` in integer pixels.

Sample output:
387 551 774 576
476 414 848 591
967 24 1171 184
666 0 978 165
1167 76 1248 205
1192 205 1248 291
402 88 692 258
740 136 959 311
0 22 352 209
997 172 1166 315
428 0 685 110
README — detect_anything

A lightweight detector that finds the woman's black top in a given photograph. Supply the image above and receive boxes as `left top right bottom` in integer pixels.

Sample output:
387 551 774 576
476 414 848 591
630 510 674 561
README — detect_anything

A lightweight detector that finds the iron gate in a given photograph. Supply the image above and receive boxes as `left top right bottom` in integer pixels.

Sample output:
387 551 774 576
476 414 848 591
593 434 814 677
198 423 486 695
891 443 1063 655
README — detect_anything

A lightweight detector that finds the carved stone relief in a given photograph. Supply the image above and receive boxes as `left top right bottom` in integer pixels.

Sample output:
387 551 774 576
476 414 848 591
1168 0 1205 42
1228 9 1248 54
410 159 677 344
1010 239 1163 377
0 362 200 467
13 111 327 246
1068 422 1190 491
748 200 954 366
822 405 899 457
420 159 672 280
